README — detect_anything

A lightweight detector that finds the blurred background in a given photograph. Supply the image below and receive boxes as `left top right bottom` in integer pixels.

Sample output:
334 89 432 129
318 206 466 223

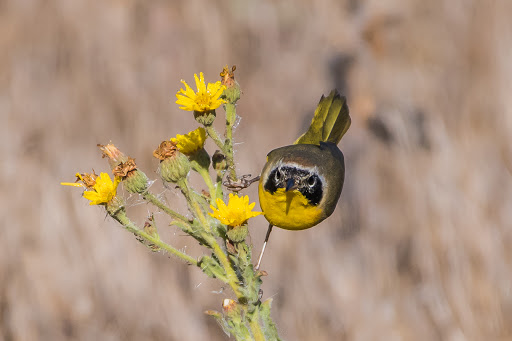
1 0 512 340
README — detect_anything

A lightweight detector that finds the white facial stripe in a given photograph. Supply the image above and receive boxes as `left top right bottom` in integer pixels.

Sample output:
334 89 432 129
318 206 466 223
272 160 319 175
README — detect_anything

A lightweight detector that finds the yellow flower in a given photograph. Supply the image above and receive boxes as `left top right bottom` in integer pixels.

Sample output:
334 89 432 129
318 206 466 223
171 127 207 155
62 172 120 205
209 193 262 227
176 72 226 112
82 172 120 205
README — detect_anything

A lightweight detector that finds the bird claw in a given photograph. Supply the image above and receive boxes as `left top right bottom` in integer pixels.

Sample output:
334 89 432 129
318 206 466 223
223 174 260 192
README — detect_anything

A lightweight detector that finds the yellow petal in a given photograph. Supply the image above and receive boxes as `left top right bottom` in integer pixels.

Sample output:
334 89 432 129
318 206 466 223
208 193 262 227
198 72 207 93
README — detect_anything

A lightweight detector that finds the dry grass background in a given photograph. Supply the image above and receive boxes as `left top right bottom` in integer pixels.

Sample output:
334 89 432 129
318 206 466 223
1 0 512 340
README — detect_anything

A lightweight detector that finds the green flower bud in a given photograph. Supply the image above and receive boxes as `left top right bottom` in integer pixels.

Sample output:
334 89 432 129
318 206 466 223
159 152 191 183
212 150 228 172
222 82 241 104
226 225 249 243
124 169 149 194
194 109 216 126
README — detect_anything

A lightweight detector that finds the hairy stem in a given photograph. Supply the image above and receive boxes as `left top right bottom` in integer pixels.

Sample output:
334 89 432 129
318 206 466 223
205 125 226 152
205 125 237 181
112 208 197 266
204 235 243 299
143 191 189 224
177 178 211 233
248 309 265 341
196 166 218 204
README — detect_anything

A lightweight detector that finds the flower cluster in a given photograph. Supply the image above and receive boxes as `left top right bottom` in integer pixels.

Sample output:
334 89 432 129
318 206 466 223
60 67 279 340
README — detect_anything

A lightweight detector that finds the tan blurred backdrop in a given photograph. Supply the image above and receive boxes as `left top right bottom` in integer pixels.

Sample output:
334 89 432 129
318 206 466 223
1 0 512 340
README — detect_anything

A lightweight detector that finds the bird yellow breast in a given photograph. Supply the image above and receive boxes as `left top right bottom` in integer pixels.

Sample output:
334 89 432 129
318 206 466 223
258 182 323 230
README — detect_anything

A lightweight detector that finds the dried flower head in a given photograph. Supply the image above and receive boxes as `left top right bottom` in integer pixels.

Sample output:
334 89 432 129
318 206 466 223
176 72 226 112
112 157 137 178
153 140 178 161
98 143 129 166
220 65 236 88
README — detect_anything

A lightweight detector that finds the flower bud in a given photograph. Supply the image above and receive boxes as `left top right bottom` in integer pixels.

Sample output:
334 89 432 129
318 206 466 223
194 110 216 126
123 169 149 194
159 152 191 183
226 225 249 243
212 150 228 172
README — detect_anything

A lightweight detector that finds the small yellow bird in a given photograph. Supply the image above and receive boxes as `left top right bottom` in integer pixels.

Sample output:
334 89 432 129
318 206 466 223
256 90 351 269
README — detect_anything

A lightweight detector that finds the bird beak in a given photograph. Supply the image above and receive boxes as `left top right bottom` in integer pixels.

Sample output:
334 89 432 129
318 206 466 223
285 178 298 192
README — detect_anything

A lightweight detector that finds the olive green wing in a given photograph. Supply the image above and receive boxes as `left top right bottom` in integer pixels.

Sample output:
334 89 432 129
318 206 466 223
294 89 351 145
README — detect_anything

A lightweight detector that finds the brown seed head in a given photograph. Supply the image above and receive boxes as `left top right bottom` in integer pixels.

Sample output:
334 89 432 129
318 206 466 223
112 157 138 178
153 140 178 161
220 65 236 88
98 143 127 163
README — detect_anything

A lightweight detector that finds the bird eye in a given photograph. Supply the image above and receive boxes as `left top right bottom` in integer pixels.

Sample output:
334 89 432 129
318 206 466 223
274 168 282 182
307 176 317 187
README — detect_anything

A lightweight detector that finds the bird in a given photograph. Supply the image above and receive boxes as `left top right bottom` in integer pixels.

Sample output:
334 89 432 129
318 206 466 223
256 89 351 269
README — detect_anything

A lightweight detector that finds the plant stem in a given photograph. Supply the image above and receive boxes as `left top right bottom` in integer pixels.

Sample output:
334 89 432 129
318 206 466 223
205 125 226 152
142 191 189 224
205 235 243 299
224 103 238 181
176 177 241 298
248 309 265 341
205 125 237 181
177 178 211 233
112 209 198 266
196 166 217 204
215 172 224 203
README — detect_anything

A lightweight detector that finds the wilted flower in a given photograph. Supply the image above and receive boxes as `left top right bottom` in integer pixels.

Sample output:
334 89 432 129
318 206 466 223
61 171 98 189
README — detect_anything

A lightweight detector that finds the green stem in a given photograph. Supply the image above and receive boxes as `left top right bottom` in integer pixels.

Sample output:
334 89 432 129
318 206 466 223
175 178 241 297
215 172 224 203
205 125 227 153
205 235 243 299
142 191 189 224
176 178 241 298
177 178 211 233
224 103 238 181
112 209 198 266
248 308 265 341
205 125 237 181
196 166 217 204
